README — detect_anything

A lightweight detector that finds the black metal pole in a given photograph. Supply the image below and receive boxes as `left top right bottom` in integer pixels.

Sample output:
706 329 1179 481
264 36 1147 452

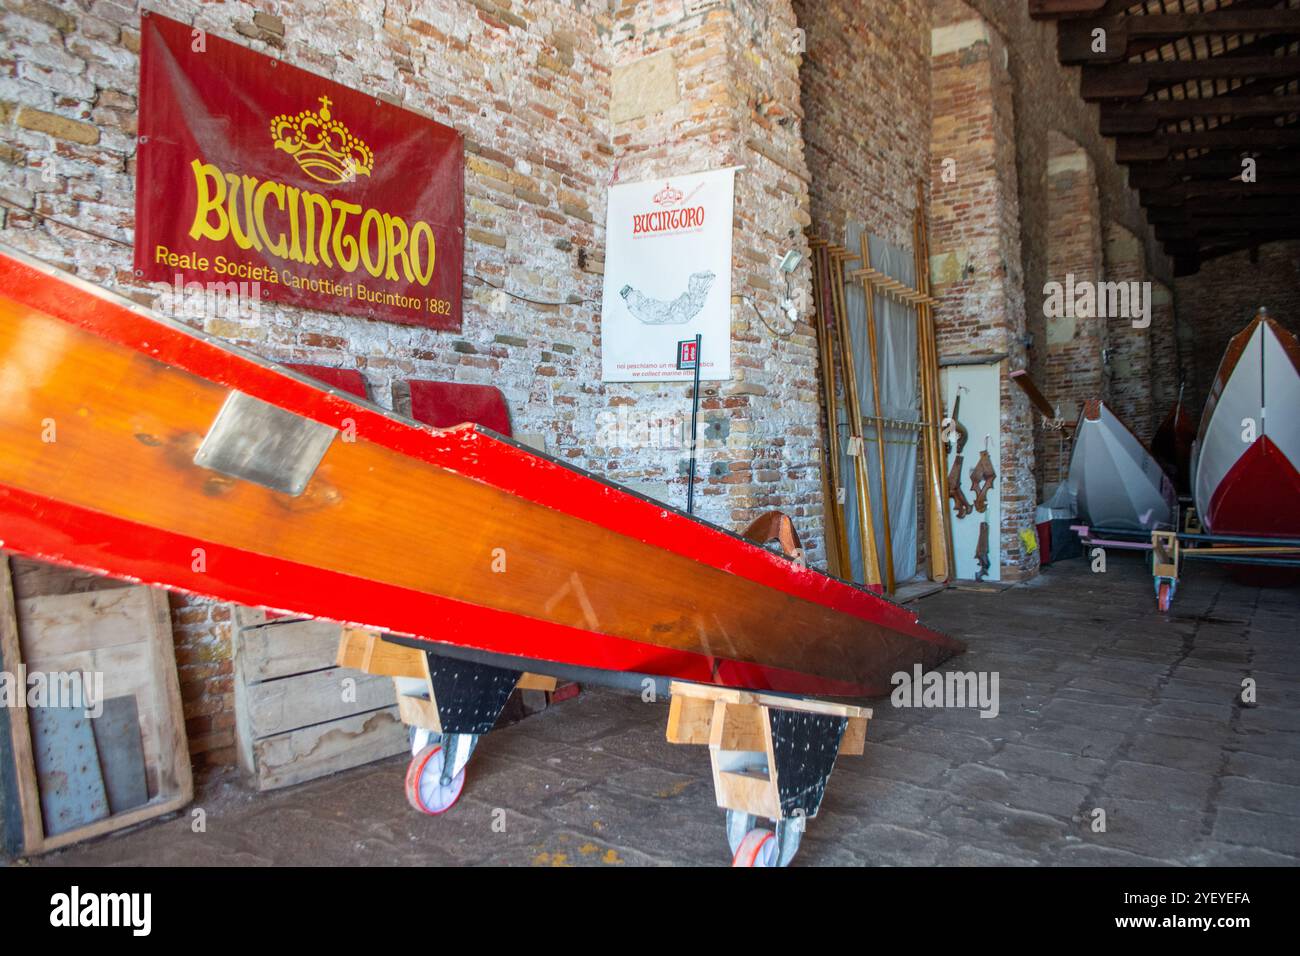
687 333 702 515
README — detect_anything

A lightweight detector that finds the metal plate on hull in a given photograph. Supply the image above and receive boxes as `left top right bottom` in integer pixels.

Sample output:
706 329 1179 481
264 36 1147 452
194 390 337 496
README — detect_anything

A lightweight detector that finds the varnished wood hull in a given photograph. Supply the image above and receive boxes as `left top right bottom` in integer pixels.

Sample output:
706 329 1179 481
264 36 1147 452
0 246 962 698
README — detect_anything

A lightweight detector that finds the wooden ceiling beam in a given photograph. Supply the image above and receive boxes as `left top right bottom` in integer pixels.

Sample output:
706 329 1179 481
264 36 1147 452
1146 198 1286 222
1029 0 1111 18
1116 127 1300 161
1129 154 1300 187
1155 218 1300 241
1059 10 1300 64
1100 94 1300 135
1141 179 1300 205
1081 55 1300 101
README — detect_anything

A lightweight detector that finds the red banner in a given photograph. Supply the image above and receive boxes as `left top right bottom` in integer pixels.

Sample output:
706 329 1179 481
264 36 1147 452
134 12 464 330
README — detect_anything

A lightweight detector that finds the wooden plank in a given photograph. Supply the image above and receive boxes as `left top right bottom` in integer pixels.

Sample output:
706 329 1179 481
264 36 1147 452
838 715 868 756
232 630 258 781
15 587 154 662
714 769 780 819
0 571 190 854
335 628 426 678
7 556 132 601
338 629 556 689
669 680 872 720
244 668 396 739
396 693 441 733
251 707 407 791
32 789 191 854
231 604 268 630
0 557 57 853
713 702 767 753
240 619 346 682
141 586 191 804
1010 368 1058 420
665 694 714 745
518 673 557 692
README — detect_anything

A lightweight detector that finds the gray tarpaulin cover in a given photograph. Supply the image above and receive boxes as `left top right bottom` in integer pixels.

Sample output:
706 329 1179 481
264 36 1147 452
839 225 920 585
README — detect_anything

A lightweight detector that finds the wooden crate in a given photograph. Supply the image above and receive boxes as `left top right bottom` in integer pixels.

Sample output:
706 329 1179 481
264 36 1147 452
0 555 192 855
233 619 407 791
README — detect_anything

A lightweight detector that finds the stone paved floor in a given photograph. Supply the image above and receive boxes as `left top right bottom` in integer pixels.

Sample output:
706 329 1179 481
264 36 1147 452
26 554 1300 866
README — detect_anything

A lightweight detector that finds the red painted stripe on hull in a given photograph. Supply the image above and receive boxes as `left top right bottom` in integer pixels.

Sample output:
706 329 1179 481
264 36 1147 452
1205 435 1300 539
0 484 880 697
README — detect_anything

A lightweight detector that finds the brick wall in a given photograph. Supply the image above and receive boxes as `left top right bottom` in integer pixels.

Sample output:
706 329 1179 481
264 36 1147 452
928 5 1036 577
1173 240 1300 413
1103 222 1153 443
1040 133 1104 490
607 0 824 556
1149 279 1179 435
794 0 930 250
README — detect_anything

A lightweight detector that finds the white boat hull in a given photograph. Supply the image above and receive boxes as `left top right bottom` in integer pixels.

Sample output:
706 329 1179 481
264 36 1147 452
1068 400 1176 532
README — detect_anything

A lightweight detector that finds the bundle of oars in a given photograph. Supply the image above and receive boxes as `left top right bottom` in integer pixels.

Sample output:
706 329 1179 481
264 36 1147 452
803 180 955 592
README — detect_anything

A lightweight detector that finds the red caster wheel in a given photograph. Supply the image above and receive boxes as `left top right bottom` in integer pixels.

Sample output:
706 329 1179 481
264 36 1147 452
731 828 778 867
404 744 466 815
1156 579 1174 613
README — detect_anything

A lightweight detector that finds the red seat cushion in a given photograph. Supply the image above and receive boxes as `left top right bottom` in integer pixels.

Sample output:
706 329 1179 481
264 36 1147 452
407 380 511 436
285 363 369 400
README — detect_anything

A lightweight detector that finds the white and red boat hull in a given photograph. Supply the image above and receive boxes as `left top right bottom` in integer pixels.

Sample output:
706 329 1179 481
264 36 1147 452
1194 314 1300 540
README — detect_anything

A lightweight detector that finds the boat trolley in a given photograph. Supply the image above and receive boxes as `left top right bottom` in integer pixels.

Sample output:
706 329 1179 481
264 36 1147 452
337 630 870 867
1074 508 1300 613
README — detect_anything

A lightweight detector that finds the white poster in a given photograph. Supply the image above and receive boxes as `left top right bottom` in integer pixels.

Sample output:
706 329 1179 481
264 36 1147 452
600 168 736 382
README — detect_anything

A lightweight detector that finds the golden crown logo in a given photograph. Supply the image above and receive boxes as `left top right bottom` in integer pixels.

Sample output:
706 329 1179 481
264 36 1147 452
270 96 374 185
653 182 684 206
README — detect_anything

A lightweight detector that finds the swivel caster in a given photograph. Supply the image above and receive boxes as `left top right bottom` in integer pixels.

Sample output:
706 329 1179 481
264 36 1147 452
404 744 466 815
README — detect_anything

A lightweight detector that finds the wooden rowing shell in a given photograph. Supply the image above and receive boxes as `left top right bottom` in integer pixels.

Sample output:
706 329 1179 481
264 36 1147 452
0 245 962 699
1193 312 1300 541
1068 399 1176 533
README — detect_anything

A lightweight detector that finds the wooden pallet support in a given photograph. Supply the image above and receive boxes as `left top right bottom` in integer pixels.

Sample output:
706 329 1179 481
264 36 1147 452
666 680 870 866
